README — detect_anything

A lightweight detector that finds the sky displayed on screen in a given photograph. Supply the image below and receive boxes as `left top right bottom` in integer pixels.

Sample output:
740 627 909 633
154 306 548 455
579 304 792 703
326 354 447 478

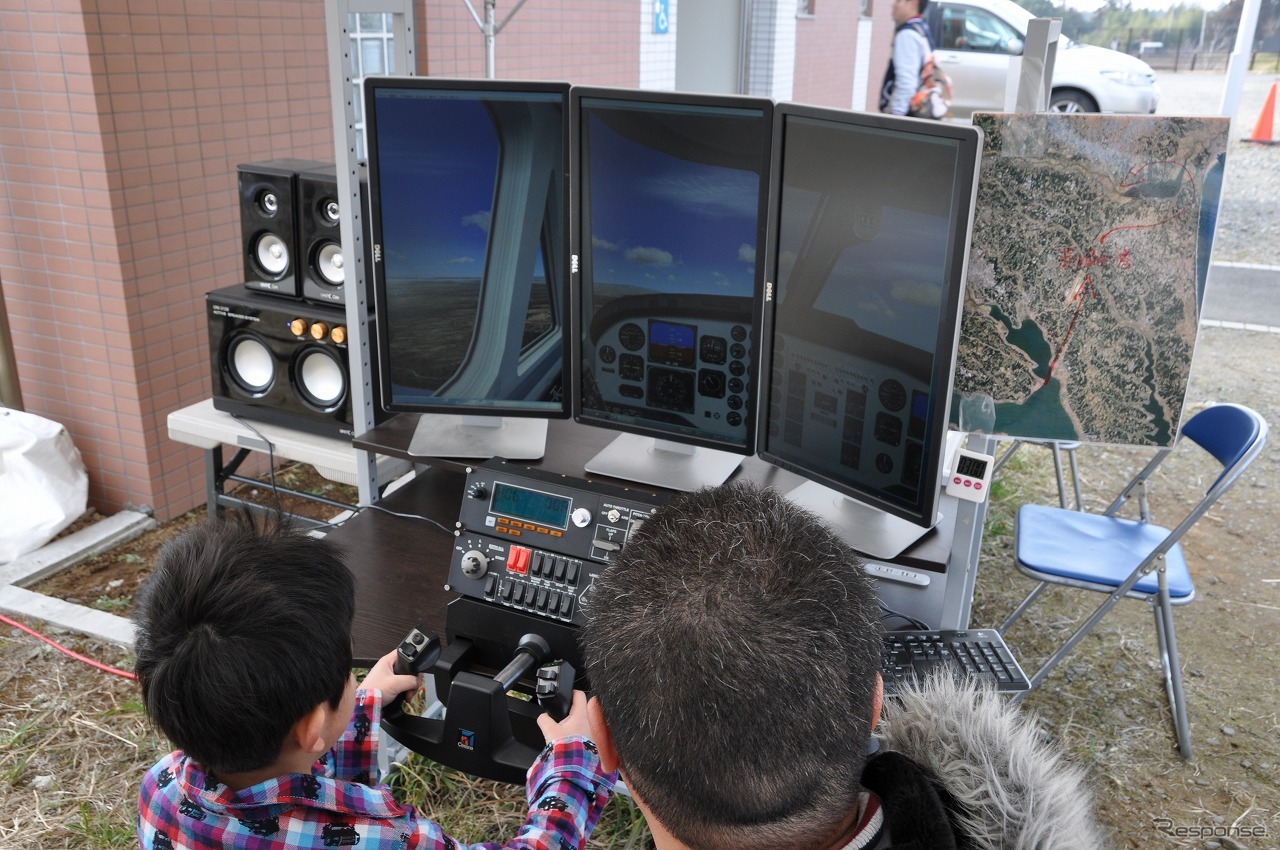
585 108 762 298
373 91 557 281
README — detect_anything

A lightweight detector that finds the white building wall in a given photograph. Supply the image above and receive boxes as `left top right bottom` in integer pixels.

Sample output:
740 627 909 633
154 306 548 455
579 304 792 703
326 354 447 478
746 0 795 101
639 0 678 90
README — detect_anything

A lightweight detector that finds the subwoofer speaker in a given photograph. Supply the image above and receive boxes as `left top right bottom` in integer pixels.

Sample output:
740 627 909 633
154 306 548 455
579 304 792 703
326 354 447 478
238 158 326 298
208 284 379 440
298 164 347 306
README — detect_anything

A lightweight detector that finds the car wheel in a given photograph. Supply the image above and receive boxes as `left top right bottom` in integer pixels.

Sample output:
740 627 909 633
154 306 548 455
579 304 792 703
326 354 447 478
1049 90 1098 113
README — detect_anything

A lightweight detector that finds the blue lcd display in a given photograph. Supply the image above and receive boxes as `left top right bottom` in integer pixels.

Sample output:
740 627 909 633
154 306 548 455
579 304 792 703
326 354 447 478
491 482 571 529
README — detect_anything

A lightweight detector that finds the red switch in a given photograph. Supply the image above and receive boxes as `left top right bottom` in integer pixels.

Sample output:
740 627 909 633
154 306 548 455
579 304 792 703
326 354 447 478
508 545 531 574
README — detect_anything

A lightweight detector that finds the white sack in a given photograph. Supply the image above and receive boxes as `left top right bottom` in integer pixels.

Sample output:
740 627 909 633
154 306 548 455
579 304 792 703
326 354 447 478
0 408 89 564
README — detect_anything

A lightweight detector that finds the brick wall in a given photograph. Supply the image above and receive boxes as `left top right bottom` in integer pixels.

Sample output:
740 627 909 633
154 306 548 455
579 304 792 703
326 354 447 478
793 1 860 109
0 0 333 520
416 0 640 84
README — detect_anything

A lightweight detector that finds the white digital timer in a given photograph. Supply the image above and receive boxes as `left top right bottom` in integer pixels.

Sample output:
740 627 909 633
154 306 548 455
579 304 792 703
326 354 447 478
945 447 995 502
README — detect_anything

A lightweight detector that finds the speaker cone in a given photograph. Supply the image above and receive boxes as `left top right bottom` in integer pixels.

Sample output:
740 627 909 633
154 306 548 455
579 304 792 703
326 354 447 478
227 334 275 395
294 347 346 410
314 241 345 285
254 232 290 277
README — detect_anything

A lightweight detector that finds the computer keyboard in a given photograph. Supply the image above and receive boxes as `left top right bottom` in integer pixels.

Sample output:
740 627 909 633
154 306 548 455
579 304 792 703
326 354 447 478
881 629 1031 694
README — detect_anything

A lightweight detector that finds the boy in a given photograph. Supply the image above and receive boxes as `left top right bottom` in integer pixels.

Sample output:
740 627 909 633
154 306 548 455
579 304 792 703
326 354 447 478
133 515 614 849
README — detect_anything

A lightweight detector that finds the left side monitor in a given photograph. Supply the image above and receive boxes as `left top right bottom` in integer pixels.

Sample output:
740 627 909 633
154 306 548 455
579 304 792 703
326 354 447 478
363 78 571 431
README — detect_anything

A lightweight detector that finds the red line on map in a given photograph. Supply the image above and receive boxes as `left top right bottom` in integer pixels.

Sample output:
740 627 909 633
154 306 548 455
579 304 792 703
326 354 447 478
1100 160 1197 244
1043 275 1098 386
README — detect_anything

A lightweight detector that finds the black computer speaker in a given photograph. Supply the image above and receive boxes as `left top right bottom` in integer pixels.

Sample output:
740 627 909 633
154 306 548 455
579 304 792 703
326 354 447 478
238 158 326 298
298 164 347 306
209 284 373 439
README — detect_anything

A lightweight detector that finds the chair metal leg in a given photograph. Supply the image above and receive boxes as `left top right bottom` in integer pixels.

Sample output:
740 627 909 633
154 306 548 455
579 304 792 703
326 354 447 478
1050 445 1069 509
1024 582 1135 691
1154 593 1193 759
998 580 1049 636
1065 445 1084 511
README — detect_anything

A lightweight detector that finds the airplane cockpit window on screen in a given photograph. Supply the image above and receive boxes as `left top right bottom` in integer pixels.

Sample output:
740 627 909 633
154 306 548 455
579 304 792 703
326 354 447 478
367 84 567 414
577 96 770 451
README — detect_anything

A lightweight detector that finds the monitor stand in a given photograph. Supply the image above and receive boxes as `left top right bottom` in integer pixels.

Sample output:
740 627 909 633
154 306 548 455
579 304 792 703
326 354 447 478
786 480 939 560
407 414 548 460
584 435 743 492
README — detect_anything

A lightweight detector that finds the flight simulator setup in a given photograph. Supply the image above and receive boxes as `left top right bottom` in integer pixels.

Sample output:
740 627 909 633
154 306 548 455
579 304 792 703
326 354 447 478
349 77 1028 783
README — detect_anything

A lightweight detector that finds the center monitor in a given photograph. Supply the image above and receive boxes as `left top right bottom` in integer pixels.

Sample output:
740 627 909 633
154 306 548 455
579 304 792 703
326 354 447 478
363 77 570 459
572 87 773 491
758 104 981 559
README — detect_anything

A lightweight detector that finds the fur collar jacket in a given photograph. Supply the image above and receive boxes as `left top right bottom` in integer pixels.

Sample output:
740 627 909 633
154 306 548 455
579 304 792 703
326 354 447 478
867 675 1109 850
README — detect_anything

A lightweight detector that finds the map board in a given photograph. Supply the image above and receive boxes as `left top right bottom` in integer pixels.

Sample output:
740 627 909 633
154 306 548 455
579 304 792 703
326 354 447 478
953 113 1229 447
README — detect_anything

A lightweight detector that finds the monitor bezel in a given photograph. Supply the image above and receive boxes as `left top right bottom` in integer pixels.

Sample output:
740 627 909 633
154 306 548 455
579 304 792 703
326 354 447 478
569 85 775 456
756 103 983 528
363 75 573 420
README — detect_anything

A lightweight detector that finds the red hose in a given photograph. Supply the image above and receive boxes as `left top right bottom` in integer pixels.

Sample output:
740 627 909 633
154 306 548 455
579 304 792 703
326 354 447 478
0 611 137 680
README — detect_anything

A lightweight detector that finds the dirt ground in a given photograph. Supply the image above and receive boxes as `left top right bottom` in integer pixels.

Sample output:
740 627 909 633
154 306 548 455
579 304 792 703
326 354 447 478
3 327 1279 848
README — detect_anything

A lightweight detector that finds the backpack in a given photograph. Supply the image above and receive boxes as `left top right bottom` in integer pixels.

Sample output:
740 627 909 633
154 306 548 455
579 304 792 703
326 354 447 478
906 22 952 120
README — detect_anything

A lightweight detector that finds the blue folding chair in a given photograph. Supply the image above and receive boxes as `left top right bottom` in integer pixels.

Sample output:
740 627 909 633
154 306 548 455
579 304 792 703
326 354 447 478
998 403 1269 758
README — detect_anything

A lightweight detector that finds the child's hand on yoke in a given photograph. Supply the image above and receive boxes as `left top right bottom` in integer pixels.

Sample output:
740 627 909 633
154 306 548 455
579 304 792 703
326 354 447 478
537 689 592 743
359 649 422 703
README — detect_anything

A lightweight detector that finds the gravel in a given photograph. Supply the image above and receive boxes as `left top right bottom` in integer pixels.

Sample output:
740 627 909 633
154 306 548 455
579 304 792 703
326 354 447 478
1156 71 1280 266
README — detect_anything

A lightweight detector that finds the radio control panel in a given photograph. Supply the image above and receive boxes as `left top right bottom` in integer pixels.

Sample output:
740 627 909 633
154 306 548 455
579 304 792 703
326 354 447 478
447 460 669 627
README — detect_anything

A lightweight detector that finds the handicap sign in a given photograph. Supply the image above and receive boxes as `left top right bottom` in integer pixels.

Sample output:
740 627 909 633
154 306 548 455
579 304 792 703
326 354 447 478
653 0 669 34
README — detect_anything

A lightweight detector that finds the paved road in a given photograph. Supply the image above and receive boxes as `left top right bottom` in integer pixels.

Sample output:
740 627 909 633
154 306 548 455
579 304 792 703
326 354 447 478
1204 262 1280 328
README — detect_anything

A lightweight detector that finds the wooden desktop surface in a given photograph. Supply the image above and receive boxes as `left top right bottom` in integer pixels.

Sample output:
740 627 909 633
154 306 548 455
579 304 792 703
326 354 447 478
335 415 956 664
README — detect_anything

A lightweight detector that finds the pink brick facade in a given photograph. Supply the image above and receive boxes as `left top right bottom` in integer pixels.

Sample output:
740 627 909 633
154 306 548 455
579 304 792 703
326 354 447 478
0 0 334 520
793 1 859 108
0 0 875 521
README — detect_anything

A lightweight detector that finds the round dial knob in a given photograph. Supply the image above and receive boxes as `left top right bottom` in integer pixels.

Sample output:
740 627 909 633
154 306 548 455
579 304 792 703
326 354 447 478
290 318 307 336
309 322 330 340
330 325 347 344
460 549 489 578
468 483 489 500
571 507 593 528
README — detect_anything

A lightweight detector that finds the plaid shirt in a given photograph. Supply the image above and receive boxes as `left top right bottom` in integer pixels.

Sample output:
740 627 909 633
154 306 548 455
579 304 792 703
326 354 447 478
137 690 615 849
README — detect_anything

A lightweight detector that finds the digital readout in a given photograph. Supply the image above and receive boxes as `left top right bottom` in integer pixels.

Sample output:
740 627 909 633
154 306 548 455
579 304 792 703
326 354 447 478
491 482 571 529
956 454 988 479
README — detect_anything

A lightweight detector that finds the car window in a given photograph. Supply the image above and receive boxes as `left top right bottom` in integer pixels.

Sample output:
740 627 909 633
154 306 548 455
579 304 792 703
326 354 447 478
939 6 1021 53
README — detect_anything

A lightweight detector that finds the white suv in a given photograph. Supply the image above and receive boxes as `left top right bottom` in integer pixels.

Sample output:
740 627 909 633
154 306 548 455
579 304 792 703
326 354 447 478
924 0 1160 117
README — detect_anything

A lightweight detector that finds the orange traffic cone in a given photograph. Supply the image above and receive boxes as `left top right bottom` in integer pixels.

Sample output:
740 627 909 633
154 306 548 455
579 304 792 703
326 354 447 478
1245 81 1278 145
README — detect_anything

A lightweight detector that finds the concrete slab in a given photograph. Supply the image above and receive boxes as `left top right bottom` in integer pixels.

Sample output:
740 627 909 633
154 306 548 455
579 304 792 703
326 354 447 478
0 509 156 588
0 509 154 649
0 585 134 647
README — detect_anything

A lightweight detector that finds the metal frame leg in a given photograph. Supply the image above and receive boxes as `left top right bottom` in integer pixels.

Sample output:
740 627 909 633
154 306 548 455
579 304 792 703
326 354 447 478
1154 591 1193 759
998 580 1049 636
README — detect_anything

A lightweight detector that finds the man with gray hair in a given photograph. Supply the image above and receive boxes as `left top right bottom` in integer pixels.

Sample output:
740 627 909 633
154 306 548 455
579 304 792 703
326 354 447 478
580 480 1106 849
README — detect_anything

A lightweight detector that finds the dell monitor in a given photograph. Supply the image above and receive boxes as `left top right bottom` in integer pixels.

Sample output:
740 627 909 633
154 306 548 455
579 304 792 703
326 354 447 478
758 104 981 559
572 87 772 491
363 77 570 459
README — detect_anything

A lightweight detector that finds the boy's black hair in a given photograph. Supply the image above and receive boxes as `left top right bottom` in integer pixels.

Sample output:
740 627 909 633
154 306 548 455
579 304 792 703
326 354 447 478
132 514 355 774
579 482 884 850
918 0 930 15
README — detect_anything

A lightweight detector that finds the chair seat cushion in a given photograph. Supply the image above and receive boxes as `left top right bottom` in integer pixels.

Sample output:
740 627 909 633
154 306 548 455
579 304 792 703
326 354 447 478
1015 503 1194 599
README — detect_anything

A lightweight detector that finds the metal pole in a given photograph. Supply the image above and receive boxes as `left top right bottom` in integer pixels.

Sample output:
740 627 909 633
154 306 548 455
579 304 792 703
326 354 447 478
486 0 496 79
0 277 23 410
1221 0 1263 119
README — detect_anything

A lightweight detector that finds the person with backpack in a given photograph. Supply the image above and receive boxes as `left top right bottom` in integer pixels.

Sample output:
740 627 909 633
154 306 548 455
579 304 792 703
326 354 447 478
879 0 949 119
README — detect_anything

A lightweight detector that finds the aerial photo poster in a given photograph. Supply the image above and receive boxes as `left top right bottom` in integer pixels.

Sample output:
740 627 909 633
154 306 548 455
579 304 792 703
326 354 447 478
953 113 1229 447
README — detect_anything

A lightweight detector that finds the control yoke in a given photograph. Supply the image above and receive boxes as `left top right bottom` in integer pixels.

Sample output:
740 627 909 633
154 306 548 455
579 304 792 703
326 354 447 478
382 625 576 785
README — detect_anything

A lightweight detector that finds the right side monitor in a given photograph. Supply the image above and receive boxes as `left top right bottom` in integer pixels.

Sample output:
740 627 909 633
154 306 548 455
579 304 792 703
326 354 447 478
758 105 981 553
